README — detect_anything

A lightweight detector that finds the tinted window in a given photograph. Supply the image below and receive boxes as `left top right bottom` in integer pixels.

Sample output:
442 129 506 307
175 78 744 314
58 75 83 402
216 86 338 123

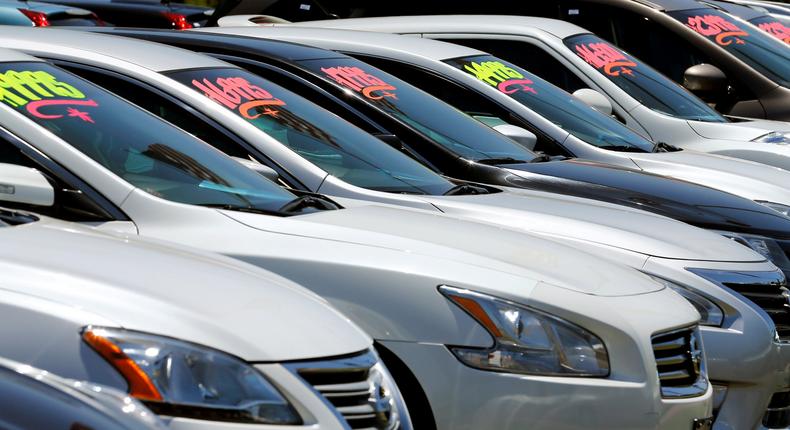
668 8 790 87
749 15 790 45
297 57 536 163
446 55 656 152
167 67 454 194
565 34 725 122
0 62 297 213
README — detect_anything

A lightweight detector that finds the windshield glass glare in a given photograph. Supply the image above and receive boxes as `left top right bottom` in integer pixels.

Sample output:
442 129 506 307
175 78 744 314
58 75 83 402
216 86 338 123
167 67 455 195
446 55 658 152
0 62 297 212
297 57 537 162
668 8 790 87
564 34 726 122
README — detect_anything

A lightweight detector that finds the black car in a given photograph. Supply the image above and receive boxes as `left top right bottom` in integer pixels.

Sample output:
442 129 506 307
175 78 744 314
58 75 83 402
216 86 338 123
0 0 105 26
37 0 211 28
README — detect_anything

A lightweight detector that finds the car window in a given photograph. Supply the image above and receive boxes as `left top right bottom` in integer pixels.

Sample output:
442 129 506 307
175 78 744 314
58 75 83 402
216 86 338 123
564 33 726 122
296 57 538 163
0 62 298 213
167 67 456 194
748 15 790 45
445 55 657 152
668 8 790 87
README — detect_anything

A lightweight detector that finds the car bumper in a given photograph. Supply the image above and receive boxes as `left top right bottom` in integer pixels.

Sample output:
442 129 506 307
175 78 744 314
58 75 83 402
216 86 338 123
381 340 711 430
644 257 789 430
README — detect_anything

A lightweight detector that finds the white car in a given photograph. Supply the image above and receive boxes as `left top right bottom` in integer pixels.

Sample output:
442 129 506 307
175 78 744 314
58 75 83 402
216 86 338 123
0 45 715 429
283 15 790 173
0 357 167 430
245 22 790 210
1 29 789 429
0 194 406 429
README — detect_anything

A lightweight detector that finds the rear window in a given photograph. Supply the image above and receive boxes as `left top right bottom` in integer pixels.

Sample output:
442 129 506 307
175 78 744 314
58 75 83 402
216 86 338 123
564 33 725 122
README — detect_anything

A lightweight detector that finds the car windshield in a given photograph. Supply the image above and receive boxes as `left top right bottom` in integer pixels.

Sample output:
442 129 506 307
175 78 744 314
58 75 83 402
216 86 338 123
445 55 657 152
0 62 297 212
748 15 790 45
563 34 726 122
167 67 455 195
297 57 537 162
667 8 790 87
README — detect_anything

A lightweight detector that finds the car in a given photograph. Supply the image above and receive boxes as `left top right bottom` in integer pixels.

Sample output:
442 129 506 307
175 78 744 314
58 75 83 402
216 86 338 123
285 0 790 121
278 16 790 175
706 0 790 43
35 0 211 28
0 356 167 430
0 0 104 26
0 188 407 429
0 42 720 430
52 27 790 429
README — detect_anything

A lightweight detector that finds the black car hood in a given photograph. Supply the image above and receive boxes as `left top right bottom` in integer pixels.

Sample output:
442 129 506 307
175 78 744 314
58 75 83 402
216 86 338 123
502 159 790 239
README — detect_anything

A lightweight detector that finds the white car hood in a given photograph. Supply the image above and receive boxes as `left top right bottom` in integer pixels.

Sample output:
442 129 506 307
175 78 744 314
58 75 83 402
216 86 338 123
423 188 764 262
688 118 790 141
225 204 707 297
629 150 790 206
0 218 371 361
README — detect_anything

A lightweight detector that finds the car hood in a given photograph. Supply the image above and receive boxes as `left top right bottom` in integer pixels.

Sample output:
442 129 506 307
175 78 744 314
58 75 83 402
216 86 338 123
688 118 790 141
424 188 764 261
629 150 790 211
503 158 790 240
0 217 371 361
225 203 685 297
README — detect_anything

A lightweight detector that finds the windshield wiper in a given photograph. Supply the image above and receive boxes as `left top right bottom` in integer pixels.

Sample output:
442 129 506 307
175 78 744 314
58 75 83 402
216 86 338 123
476 157 530 165
197 203 282 216
0 207 38 225
278 194 340 214
652 142 681 153
443 183 491 196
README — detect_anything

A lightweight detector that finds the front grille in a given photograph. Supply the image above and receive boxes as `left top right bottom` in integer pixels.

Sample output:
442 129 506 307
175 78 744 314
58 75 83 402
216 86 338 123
723 281 790 342
286 351 400 429
689 269 790 342
763 391 790 429
651 327 708 398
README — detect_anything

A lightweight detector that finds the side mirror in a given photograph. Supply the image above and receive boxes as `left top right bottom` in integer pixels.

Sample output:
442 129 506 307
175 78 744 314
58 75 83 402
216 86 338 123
572 88 613 116
493 124 538 150
231 156 280 183
0 163 54 206
683 64 728 103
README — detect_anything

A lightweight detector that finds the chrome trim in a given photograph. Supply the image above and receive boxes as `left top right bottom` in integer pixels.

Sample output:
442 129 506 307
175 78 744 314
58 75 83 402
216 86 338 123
688 269 789 343
651 326 709 399
284 350 404 430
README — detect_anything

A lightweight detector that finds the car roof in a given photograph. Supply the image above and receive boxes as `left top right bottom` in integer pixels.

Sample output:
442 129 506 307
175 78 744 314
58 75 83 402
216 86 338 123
99 27 347 61
198 25 485 61
0 27 228 72
294 15 591 39
701 0 769 19
0 47 44 63
631 0 716 11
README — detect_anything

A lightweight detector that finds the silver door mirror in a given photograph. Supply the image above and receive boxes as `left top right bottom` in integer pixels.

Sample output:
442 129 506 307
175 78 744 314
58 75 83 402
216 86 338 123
572 88 613 116
231 157 280 183
0 163 54 206
493 124 538 150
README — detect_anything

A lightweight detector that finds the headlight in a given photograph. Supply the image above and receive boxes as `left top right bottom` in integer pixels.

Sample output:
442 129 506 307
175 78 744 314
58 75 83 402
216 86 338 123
752 131 790 144
439 286 609 377
82 327 301 424
714 230 790 271
757 200 790 218
648 276 724 326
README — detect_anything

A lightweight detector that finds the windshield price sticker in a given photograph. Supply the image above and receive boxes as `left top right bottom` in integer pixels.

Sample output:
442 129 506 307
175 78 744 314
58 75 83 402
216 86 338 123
321 66 398 100
0 69 97 123
685 15 748 46
758 21 790 44
463 61 537 95
191 76 286 119
574 43 637 77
